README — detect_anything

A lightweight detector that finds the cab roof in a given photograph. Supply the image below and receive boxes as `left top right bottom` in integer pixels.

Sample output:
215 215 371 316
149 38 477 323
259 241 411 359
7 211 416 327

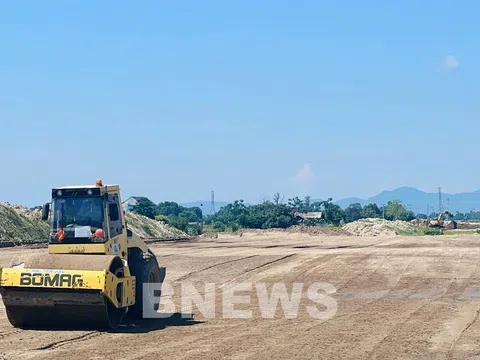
52 181 120 193
52 184 119 189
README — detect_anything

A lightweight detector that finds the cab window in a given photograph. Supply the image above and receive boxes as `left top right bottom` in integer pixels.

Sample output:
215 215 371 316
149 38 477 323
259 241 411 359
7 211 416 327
107 194 122 237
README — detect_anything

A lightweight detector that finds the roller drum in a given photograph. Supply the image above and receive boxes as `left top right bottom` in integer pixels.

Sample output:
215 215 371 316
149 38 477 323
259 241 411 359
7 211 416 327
1 253 127 330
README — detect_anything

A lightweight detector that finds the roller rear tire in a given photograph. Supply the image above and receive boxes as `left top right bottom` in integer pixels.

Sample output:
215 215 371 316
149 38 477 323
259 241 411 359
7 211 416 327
128 251 165 319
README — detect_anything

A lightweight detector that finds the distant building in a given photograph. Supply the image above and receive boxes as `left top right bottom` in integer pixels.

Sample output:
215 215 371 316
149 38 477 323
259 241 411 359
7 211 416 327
122 196 148 211
294 211 324 219
294 211 324 221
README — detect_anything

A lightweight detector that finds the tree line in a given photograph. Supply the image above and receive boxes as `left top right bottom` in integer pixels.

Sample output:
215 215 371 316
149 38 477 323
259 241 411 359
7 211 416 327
131 194 418 233
203 197 416 230
131 198 203 235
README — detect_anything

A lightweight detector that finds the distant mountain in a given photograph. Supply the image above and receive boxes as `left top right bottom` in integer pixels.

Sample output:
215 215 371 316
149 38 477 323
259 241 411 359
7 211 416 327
180 187 480 215
333 197 364 207
334 187 480 214
179 201 232 215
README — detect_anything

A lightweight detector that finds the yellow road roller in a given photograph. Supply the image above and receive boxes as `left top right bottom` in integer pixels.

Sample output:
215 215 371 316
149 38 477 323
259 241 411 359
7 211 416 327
0 180 166 330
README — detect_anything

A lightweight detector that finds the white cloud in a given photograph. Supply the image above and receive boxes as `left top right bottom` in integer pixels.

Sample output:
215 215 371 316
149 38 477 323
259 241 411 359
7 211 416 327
436 55 459 72
444 55 459 68
290 163 315 184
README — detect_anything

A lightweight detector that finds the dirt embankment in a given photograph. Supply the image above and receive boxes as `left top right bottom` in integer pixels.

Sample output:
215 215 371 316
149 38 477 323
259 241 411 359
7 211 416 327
0 202 187 242
208 220 422 238
219 220 421 238
342 218 421 237
0 203 49 241
456 221 480 230
248 226 351 236
124 212 187 239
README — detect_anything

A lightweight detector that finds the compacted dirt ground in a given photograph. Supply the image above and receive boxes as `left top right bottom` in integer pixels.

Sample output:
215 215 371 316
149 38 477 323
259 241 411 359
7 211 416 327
2 231 480 359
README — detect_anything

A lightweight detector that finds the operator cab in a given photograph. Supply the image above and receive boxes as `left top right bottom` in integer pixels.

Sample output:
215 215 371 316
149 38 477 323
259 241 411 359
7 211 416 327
41 179 124 244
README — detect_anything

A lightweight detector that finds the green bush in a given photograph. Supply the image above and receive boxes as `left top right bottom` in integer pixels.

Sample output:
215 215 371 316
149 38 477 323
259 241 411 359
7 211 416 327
167 216 188 232
423 228 443 235
212 221 226 231
141 224 154 237
155 214 170 224
186 223 202 236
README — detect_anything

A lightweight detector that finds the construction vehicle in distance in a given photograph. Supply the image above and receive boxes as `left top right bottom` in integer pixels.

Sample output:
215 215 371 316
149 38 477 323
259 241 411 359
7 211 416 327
0 179 166 330
428 210 457 230
411 210 457 231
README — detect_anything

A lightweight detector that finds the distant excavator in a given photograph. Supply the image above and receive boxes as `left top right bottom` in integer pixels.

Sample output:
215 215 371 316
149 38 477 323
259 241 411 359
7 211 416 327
428 211 457 230
411 211 457 230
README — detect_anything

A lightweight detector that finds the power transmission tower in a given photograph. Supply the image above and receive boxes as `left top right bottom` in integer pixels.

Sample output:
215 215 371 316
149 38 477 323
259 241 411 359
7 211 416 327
210 190 215 215
438 187 442 214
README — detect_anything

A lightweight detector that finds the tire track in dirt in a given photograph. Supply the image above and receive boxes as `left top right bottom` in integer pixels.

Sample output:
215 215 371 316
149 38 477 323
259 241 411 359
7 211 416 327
444 253 480 359
120 323 248 360
321 239 392 250
217 254 296 289
170 255 298 303
287 252 390 321
365 301 437 359
284 254 340 280
447 306 480 359
173 255 258 282
365 297 458 359
298 251 414 326
363 252 471 359
214 253 384 324
198 252 386 356
165 255 280 304
0 330 106 360
0 329 22 339
254 253 434 360
242 254 296 275
245 254 342 296
266 251 478 360
334 253 392 293
33 331 102 350
150 253 301 334
180 253 395 360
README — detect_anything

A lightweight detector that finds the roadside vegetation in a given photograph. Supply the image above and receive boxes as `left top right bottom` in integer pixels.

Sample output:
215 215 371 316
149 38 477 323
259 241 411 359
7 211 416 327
131 194 425 235
131 198 203 236
3 194 477 242
397 227 444 236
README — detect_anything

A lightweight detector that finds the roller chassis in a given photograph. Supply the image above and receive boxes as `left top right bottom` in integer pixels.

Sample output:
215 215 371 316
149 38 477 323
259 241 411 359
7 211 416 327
0 181 166 330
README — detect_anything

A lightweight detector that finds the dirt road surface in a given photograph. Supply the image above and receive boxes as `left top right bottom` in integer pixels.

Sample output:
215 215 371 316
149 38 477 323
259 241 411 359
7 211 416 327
2 231 480 359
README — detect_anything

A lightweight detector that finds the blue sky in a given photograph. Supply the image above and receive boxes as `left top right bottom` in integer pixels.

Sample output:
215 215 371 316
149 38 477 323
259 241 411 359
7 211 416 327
0 1 479 206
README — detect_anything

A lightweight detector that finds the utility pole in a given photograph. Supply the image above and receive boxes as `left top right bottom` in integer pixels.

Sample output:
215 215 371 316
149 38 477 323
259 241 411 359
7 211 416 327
210 190 215 215
438 187 443 214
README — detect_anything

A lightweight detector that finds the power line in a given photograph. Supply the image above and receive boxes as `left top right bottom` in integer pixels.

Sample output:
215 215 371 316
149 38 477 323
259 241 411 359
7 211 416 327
438 187 442 214
210 190 215 215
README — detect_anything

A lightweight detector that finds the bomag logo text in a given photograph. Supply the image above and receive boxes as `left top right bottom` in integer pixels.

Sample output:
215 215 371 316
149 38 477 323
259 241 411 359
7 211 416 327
20 273 84 287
